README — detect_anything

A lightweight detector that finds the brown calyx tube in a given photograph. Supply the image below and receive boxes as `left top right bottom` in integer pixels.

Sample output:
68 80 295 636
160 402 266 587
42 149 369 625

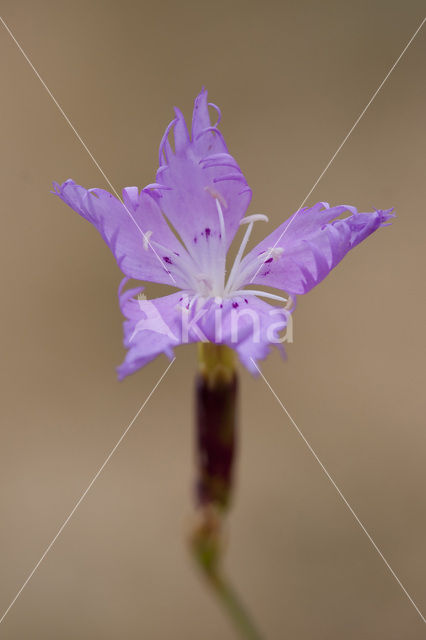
195 342 238 511
190 342 238 573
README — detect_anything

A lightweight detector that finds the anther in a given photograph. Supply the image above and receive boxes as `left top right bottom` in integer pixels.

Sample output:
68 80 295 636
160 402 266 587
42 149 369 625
239 214 269 225
204 186 227 209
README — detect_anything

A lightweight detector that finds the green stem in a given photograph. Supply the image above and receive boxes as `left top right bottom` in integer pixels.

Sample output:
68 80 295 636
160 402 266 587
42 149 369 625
189 513 264 640
207 570 264 640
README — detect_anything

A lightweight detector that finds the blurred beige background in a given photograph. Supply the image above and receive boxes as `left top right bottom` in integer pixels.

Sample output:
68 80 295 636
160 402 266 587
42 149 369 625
0 1 425 638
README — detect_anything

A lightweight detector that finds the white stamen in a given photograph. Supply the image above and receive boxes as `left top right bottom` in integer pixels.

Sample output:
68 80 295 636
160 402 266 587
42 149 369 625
225 214 269 295
143 230 153 251
225 223 254 294
231 289 288 304
239 214 269 225
202 187 228 293
215 198 226 244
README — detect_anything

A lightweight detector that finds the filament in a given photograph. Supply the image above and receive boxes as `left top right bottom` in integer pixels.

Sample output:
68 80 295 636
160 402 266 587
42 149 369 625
231 290 288 304
224 214 269 295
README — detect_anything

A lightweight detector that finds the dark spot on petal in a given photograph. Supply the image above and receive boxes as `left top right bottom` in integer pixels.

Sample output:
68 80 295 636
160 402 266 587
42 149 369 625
205 227 211 237
220 304 223 308
174 251 180 256
264 257 273 264
232 302 239 308
194 236 197 243
262 269 271 276
163 256 172 264
244 298 248 304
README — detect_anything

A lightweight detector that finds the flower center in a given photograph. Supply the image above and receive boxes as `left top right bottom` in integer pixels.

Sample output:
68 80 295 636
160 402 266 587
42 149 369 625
185 202 286 304
166 196 287 306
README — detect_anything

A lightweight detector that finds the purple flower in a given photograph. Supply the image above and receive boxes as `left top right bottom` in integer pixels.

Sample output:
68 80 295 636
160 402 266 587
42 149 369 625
53 89 394 379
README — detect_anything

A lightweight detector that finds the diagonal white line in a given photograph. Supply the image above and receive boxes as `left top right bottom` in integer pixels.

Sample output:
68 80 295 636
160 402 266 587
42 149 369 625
250 358 426 625
251 358 426 624
293 15 426 213
0 358 176 626
0 15 177 284
249 15 426 284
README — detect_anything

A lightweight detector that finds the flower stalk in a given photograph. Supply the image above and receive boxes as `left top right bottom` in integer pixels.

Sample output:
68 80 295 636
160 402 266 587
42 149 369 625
190 343 264 640
195 343 238 510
